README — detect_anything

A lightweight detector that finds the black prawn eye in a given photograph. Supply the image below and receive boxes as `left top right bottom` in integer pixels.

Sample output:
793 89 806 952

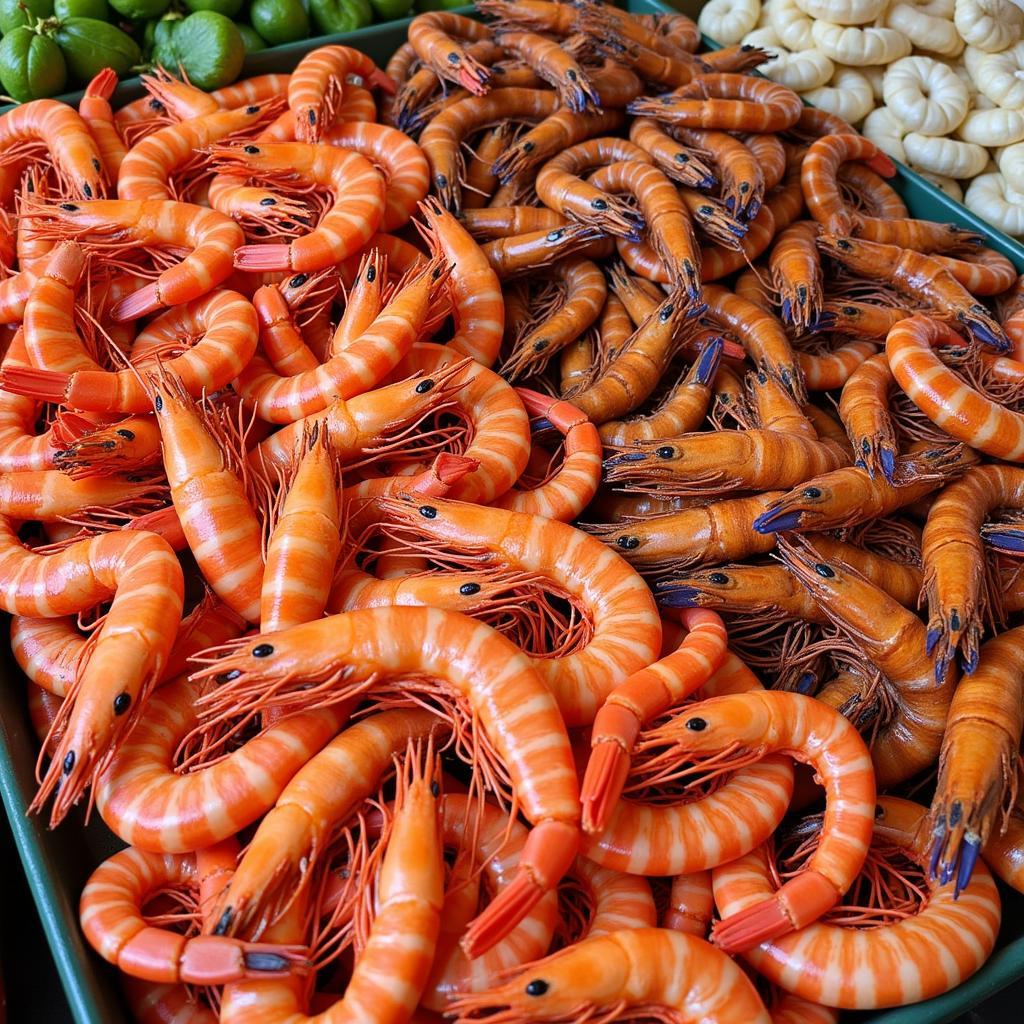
459 582 481 595
113 693 131 715
116 428 135 440
591 198 608 210
289 274 308 287
525 980 549 997
419 505 438 519
522 141 535 153
837 239 853 251
246 105 260 114
802 486 822 499
655 445 675 459
415 378 435 394
814 563 835 578
252 643 274 658
708 572 729 584
366 265 376 282
243 145 260 155
659 303 674 322
567 69 577 80
546 229 564 241
617 535 640 549
430 780 440 797
154 393 164 412
60 203 79 212
261 197 277 206
686 717 707 731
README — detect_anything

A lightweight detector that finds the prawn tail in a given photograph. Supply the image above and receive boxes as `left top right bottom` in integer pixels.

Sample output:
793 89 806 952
233 245 294 272
712 869 837 954
461 819 578 958
112 282 162 321
579 731 634 835
0 365 70 402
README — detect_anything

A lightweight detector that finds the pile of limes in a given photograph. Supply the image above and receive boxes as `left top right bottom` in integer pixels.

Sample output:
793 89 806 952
0 0 444 104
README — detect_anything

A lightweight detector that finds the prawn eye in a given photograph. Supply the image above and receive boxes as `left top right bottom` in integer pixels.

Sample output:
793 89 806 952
101 440 116 451
92 158 102 173
252 644 274 658
308 110 317 125
843 305 857 315
659 303 674 322
522 141 535 153
616 535 640 549
708 572 729 584
567 69 577 80
430 780 440 797
244 145 260 155
260 197 277 206
655 446 675 459
802 486 822 499
460 582 481 596
436 173 448 188
546 229 564 241
685 717 707 731
525 980 549 997
756 372 767 384
63 751 75 774
366 265 376 282
592 198 608 210
113 693 131 715
83 183 93 198
415 378 435 393
289 274 308 287
447 52 460 64
674 152 689 163
60 203 79 212
814 563 835 578
116 428 136 440
154 393 163 412
419 505 438 519
837 239 852 251
246 105 259 114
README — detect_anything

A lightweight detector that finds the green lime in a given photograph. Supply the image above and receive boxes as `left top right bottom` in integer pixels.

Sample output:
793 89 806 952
53 17 141 82
107 0 169 21
250 0 308 45
0 0 53 34
309 0 370 33
54 0 110 20
0 26 66 101
182 0 242 16
170 10 243 90
235 22 265 52
368 0 411 20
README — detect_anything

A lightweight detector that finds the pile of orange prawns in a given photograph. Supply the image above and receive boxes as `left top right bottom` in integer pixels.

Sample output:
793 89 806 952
2 0 1024 1021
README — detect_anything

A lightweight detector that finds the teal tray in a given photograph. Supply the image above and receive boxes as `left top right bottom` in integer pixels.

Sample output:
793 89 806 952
1 3 1022 1023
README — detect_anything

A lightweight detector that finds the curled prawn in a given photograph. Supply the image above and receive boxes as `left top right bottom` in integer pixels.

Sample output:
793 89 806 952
80 846 307 985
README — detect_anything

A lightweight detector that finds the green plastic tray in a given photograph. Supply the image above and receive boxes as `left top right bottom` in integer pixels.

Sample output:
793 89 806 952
1 3 1023 1022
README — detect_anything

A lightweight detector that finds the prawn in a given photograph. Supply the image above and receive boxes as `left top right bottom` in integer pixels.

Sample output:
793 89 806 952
288 45 395 143
79 846 307 985
580 607 728 833
713 797 1000 1008
210 142 386 273
920 465 1024 675
642 687 875 953
818 236 1008 352
929 625 1024 894
886 314 1024 458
